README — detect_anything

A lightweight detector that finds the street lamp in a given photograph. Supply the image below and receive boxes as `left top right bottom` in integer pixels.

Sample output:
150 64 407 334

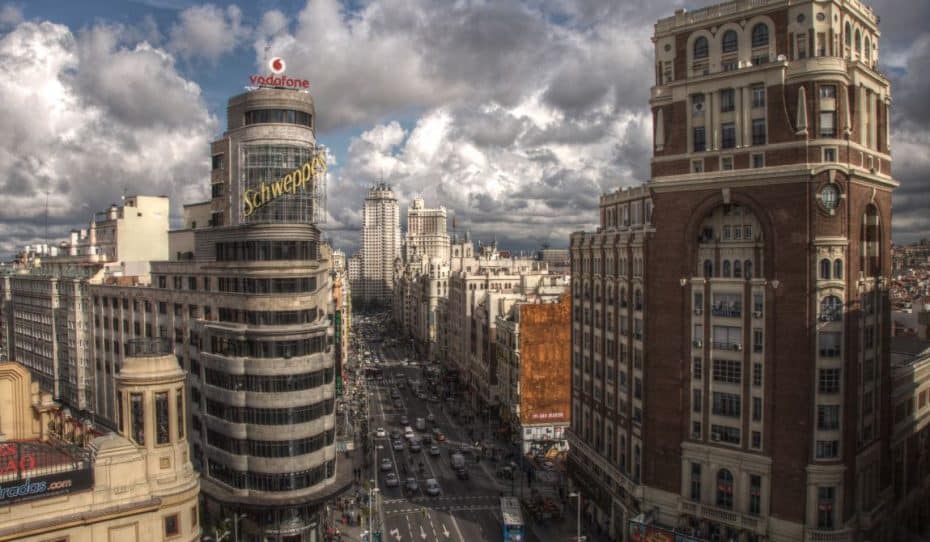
568 492 584 542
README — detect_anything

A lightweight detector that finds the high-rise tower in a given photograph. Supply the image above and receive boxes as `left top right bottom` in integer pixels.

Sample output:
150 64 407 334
359 183 400 303
570 1 896 540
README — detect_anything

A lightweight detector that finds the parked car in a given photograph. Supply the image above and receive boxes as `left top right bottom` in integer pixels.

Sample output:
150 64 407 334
392 439 405 451
399 415 409 426
429 445 441 456
384 472 399 487
380 458 393 471
425 478 441 496
375 427 386 438
390 429 401 440
405 478 419 492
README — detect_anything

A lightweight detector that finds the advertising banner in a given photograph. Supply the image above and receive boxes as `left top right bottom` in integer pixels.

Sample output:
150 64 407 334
0 468 94 505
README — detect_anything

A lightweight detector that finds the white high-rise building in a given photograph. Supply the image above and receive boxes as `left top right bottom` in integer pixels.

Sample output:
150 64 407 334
404 197 449 264
359 183 400 303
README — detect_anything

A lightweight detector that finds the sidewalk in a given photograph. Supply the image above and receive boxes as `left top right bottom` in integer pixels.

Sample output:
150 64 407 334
526 498 616 542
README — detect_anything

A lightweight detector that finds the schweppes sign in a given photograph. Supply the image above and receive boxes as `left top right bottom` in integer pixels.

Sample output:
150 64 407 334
242 150 326 217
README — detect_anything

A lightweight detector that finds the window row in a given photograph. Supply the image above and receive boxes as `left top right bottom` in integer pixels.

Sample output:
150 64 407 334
693 24 770 62
206 427 334 457
217 307 320 326
217 276 318 294
204 397 334 426
215 240 318 262
244 109 313 128
701 259 756 280
203 366 333 392
208 334 327 358
208 459 334 492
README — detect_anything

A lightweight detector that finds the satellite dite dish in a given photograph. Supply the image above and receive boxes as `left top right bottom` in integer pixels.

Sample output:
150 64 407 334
269 57 286 74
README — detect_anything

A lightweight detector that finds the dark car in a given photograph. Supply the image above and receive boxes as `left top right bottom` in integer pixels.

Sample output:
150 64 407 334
454 467 469 480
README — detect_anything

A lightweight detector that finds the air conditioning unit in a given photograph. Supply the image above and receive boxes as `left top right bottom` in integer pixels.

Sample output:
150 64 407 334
693 340 703 348
733 343 743 352
695 308 703 315
753 311 763 319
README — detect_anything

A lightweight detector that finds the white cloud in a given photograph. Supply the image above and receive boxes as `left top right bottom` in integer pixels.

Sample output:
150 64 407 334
168 3 248 63
0 20 216 256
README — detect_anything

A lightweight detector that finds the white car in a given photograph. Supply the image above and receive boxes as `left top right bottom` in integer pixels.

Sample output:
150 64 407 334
425 478 441 496
375 427 386 438
429 445 441 456
384 472 399 487
380 458 393 471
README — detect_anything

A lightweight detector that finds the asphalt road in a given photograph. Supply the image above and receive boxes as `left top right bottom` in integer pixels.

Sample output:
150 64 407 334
356 322 510 542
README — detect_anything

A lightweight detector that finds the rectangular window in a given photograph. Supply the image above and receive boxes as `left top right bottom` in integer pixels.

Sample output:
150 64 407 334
712 392 741 418
692 159 704 173
819 332 842 357
721 156 734 171
820 112 836 137
752 397 763 421
751 153 765 168
752 86 766 108
191 505 199 528
711 424 741 444
713 360 742 384
722 123 736 149
752 118 767 145
131 392 145 445
749 474 762 516
693 389 702 412
693 127 706 152
817 32 826 57
693 357 703 380
164 514 180 537
797 33 808 59
753 363 763 386
177 390 185 439
692 421 702 439
823 147 837 162
818 405 840 430
753 328 763 353
692 94 705 117
211 154 224 170
690 463 702 502
817 487 835 529
155 391 170 444
751 430 762 449
819 368 841 393
816 440 839 459
819 85 836 99
720 89 735 112
188 277 197 290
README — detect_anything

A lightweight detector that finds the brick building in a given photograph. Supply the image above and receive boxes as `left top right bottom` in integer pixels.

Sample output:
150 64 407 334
570 1 897 541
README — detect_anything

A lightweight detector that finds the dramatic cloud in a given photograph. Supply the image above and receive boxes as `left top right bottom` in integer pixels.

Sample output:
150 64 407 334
0 4 22 28
0 20 216 256
168 4 248 63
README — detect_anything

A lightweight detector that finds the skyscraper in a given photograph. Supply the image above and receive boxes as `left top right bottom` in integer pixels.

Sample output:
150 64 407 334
359 183 400 303
570 1 896 540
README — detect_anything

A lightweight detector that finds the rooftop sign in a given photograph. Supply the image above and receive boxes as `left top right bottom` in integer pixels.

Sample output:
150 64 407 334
249 57 310 90
242 148 327 218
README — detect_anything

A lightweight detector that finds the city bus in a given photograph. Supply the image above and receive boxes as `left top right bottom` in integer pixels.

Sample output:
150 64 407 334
500 496 524 542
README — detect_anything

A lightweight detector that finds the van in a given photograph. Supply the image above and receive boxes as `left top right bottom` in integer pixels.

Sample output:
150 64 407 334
404 426 415 440
416 418 426 431
450 452 466 470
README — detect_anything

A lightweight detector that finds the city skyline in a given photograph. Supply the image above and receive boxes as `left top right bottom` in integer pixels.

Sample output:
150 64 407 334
1 0 929 259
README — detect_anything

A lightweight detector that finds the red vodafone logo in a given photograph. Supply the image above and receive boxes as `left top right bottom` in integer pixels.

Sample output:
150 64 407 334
269 56 286 74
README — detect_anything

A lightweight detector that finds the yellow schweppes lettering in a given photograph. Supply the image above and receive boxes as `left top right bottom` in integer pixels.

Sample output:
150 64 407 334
242 150 327 217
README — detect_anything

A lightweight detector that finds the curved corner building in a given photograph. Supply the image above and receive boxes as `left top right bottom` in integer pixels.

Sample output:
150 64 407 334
193 87 343 540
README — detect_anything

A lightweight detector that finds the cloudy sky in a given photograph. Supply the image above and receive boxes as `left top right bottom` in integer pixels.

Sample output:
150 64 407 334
0 0 927 258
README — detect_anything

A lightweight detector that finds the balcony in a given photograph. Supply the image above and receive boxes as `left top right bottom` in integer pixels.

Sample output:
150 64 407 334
678 500 767 534
712 341 742 351
805 529 853 542
711 306 741 318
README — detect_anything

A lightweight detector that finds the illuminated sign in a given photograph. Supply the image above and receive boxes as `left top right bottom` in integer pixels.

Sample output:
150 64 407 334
249 56 310 90
242 150 327 217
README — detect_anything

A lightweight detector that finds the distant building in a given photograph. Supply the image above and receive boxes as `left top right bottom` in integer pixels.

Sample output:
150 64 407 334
404 197 449 264
357 183 400 303
0 343 200 542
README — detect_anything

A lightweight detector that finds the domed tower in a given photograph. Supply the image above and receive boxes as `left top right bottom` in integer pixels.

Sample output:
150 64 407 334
115 337 200 540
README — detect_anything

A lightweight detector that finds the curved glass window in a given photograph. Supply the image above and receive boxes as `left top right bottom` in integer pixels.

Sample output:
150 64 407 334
244 109 312 128
206 398 333 426
722 30 739 53
207 428 334 457
241 145 319 224
208 335 326 358
694 37 709 59
208 459 335 492
217 276 317 294
216 240 318 261
218 308 319 326
204 367 333 392
751 24 769 48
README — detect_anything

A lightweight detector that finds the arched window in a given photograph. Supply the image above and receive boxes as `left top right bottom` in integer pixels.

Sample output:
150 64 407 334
716 469 734 509
733 260 742 278
855 29 862 53
745 260 753 280
845 23 852 47
864 37 872 62
634 289 643 311
722 30 739 54
820 259 832 280
833 259 843 280
821 295 843 321
694 36 709 59
751 24 769 48
723 260 732 278
704 260 714 278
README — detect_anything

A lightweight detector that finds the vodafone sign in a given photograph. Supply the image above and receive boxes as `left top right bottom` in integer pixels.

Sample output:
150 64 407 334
250 57 310 90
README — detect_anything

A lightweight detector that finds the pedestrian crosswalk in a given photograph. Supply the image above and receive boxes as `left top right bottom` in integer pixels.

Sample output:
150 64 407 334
384 503 499 516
